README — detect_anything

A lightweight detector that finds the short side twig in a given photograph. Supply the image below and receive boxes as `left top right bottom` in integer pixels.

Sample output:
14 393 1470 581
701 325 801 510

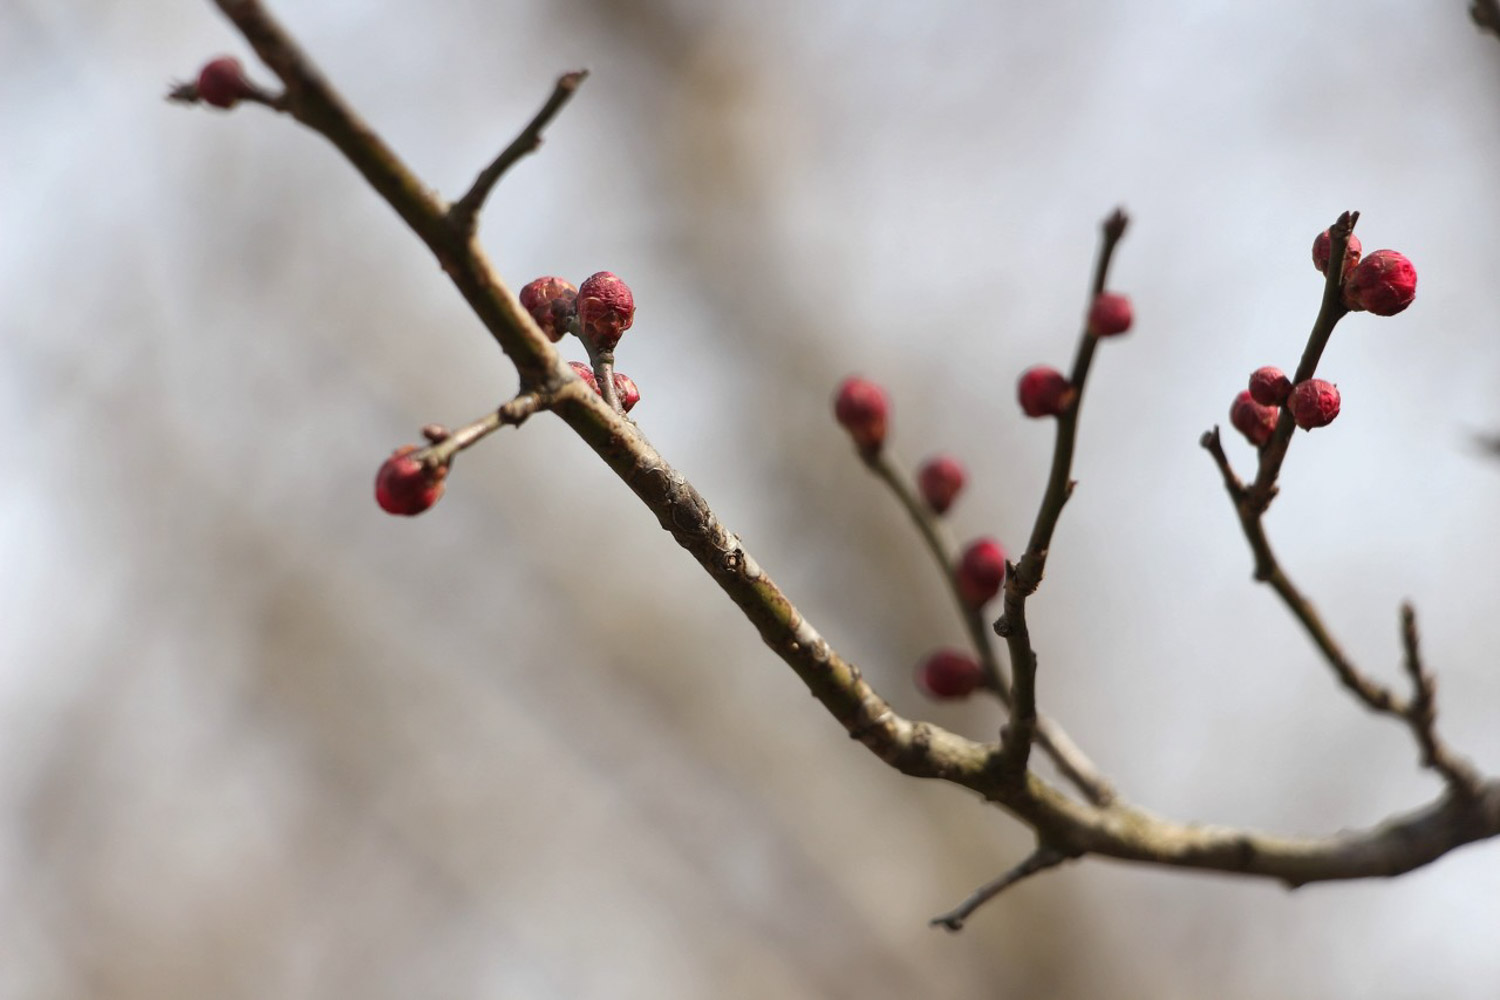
1399 604 1481 794
448 70 588 235
995 208 1129 775
1200 427 1400 713
930 845 1072 931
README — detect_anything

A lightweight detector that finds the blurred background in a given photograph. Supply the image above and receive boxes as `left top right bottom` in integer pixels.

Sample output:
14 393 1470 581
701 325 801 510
5 1 1500 997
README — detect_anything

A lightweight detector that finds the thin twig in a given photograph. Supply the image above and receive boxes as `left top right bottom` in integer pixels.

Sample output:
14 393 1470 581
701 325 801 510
1399 604 1481 794
866 450 1117 806
1202 426 1403 714
448 70 588 234
995 208 1129 774
930 845 1072 931
419 392 542 469
1246 210 1356 511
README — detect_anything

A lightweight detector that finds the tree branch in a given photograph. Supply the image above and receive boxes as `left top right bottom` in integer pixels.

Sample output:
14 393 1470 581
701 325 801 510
930 845 1073 931
191 0 1500 921
448 70 588 235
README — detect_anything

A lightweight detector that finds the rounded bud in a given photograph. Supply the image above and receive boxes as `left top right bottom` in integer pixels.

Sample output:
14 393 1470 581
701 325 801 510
956 538 1007 607
613 371 641 413
196 56 254 109
917 455 967 515
1289 379 1340 430
576 271 635 351
1312 229 1362 277
375 445 447 516
833 376 889 452
915 649 984 700
1017 365 1072 418
1229 391 1280 447
567 360 599 393
1343 250 1416 316
519 277 577 342
1248 366 1292 407
1088 292 1133 337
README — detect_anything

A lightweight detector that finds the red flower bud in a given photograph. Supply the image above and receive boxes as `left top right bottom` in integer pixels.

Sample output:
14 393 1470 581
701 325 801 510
1229 390 1280 447
519 277 577 342
917 455 967 515
375 445 447 516
833 376 889 452
956 538 1006 607
1248 366 1292 407
1343 250 1416 316
568 360 598 392
1088 292 1133 337
1312 229 1362 277
195 56 254 109
1017 366 1072 418
576 271 635 351
915 649 984 700
1289 379 1340 430
613 371 641 413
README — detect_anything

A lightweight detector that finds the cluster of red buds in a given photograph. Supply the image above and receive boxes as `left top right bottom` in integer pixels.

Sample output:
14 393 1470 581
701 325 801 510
1228 228 1415 448
374 271 639 517
520 272 640 409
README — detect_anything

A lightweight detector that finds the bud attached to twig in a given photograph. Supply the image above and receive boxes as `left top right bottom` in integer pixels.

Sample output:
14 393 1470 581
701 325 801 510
915 649 984 700
613 371 641 413
519 276 577 342
1017 366 1072 418
1289 379 1341 430
1312 228 1362 277
917 455 967 515
576 271 635 351
1248 366 1292 407
1088 292 1133 337
1343 250 1416 316
956 538 1006 607
833 376 889 453
375 445 447 516
1230 390 1279 447
195 56 255 109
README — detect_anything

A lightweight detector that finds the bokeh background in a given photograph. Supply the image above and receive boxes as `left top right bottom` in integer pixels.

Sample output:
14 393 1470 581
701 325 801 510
5 2 1500 997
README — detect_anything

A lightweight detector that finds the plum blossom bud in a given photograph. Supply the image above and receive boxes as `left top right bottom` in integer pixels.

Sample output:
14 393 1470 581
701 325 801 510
1289 379 1340 430
833 376 889 452
1343 250 1416 316
195 56 255 109
576 271 635 351
956 538 1006 606
1017 366 1071 418
375 445 447 516
1230 390 1279 447
1248 366 1292 407
916 649 984 700
917 455 966 515
1088 292 1133 337
519 277 577 342
1312 229 1362 277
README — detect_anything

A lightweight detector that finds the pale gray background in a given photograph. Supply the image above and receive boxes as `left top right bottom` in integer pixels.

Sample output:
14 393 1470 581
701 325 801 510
4 2 1500 998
